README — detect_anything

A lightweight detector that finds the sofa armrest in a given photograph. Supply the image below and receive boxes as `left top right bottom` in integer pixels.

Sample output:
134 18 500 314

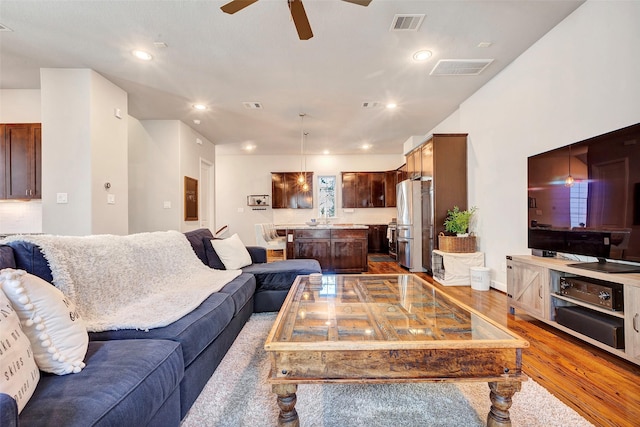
246 246 267 264
0 393 18 427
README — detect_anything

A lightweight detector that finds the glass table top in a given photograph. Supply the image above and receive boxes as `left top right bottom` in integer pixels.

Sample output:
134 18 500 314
267 274 527 350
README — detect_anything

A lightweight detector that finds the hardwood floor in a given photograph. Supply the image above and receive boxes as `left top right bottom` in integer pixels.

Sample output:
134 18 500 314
366 256 640 427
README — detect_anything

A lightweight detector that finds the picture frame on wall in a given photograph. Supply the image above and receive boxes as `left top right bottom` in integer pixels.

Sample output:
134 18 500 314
184 176 198 221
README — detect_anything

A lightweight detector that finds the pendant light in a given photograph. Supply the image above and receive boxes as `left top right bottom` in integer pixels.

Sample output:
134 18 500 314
298 113 309 191
564 145 575 187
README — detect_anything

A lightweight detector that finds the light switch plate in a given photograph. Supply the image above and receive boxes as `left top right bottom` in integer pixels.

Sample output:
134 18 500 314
107 194 116 204
56 193 68 204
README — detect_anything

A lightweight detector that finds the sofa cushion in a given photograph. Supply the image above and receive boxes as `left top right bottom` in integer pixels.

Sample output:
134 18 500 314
0 245 16 269
4 241 53 284
242 259 322 291
210 234 253 270
183 228 214 265
89 292 235 368
0 290 40 413
18 339 183 427
0 269 88 375
218 273 256 315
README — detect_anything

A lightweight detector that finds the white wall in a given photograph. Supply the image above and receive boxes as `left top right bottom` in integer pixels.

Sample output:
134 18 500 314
0 89 43 233
428 0 640 291
215 153 403 245
128 119 215 233
41 69 128 235
179 122 216 232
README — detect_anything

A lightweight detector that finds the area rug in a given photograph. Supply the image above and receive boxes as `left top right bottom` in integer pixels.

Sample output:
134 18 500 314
369 255 396 262
181 313 593 427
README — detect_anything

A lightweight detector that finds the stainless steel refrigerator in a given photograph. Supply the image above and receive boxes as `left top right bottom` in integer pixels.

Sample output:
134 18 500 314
396 180 427 272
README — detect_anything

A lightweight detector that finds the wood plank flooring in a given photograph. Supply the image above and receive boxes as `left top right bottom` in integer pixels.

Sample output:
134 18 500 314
366 256 640 427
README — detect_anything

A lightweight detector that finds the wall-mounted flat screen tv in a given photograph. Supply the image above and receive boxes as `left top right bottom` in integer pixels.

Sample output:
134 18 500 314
527 122 640 273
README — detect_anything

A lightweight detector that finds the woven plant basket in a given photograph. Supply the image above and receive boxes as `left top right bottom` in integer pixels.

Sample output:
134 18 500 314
438 233 476 253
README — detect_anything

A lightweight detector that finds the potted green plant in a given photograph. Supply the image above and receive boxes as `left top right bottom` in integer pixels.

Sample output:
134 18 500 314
443 206 477 236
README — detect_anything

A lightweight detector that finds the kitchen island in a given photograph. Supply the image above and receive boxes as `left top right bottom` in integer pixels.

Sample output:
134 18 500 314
277 224 369 273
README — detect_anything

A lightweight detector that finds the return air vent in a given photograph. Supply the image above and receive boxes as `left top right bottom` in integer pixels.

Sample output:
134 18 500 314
430 59 494 76
243 102 263 109
361 101 381 109
390 14 425 32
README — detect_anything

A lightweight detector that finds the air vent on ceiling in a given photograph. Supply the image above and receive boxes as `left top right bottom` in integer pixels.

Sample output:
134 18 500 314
0 23 13 32
243 102 263 110
430 59 494 76
390 14 425 32
361 101 381 109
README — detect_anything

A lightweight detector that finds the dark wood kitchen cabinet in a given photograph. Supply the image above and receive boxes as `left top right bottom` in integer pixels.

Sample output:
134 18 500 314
341 172 385 208
331 229 368 273
287 227 368 273
271 172 313 209
292 228 332 268
367 224 389 253
1 123 42 200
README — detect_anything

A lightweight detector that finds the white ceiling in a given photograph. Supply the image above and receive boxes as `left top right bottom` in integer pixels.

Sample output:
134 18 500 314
0 0 584 155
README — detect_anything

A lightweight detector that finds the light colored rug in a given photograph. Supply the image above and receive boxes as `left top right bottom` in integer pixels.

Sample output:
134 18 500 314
182 313 593 427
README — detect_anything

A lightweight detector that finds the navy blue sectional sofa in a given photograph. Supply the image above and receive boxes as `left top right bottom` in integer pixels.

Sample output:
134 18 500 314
0 228 321 427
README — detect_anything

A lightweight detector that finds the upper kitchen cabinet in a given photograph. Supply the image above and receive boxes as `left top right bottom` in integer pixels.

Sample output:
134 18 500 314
384 170 397 208
342 172 386 208
406 148 421 180
1 123 42 200
271 172 313 209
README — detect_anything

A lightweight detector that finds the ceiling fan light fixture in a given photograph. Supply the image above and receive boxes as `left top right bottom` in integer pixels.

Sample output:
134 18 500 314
385 103 397 109
192 104 207 111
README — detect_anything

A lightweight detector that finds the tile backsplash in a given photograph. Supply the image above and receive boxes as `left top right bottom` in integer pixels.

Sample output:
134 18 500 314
0 200 43 234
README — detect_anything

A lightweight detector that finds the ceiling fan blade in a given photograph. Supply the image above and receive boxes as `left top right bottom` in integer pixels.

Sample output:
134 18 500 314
288 0 313 40
220 0 259 14
342 0 372 6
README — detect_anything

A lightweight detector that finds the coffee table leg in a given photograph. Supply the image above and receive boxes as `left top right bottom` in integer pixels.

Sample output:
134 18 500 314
487 381 521 427
272 383 299 427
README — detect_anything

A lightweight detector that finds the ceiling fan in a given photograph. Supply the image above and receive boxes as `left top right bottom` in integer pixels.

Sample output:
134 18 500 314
220 0 372 40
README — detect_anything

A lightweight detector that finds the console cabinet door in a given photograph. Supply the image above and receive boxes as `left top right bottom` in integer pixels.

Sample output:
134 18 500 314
506 258 548 319
625 286 640 362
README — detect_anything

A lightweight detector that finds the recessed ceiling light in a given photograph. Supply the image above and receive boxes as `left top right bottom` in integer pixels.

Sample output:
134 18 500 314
386 103 397 109
131 50 153 61
362 144 372 150
192 104 207 111
477 41 493 48
243 143 256 152
323 150 330 155
193 119 201 125
412 50 432 62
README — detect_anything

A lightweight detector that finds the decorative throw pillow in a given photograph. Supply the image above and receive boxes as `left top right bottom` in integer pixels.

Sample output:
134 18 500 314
0 269 88 375
209 233 252 270
0 289 40 413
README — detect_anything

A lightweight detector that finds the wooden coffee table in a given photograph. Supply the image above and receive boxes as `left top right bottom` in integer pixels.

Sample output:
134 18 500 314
264 274 529 427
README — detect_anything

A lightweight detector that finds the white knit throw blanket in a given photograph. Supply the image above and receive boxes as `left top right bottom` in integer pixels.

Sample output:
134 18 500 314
3 231 241 332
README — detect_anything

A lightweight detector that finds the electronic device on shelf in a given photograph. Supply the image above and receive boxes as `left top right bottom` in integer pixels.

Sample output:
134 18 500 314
527 122 640 274
557 276 623 311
